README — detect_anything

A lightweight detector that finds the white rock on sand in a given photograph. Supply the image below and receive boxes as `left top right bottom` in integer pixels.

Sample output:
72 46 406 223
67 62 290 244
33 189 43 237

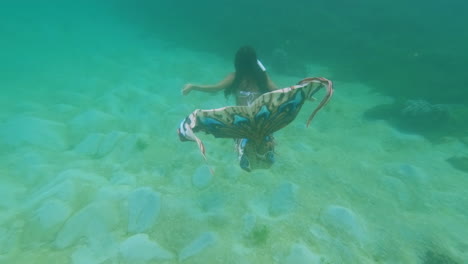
55 201 118 249
73 131 126 158
71 246 100 264
283 243 321 264
24 169 107 212
320 205 366 243
106 133 146 162
127 187 161 233
73 133 104 156
0 115 67 150
179 232 216 261
119 233 174 262
384 163 428 186
379 176 414 209
97 131 126 157
68 109 116 140
35 199 71 229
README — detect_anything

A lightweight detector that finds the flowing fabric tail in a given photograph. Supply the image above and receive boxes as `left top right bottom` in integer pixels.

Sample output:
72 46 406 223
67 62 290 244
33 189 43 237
177 110 207 160
177 77 334 164
298 77 334 127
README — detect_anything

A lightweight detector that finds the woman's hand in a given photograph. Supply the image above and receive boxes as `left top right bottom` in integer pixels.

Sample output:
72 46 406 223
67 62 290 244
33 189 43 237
182 83 193 95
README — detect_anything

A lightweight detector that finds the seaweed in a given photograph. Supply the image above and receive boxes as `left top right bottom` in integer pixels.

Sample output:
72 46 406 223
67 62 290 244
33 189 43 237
244 224 270 246
135 137 148 151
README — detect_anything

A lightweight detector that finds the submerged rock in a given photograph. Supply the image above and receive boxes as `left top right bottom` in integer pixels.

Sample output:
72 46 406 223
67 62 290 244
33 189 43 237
127 187 161 233
283 243 321 264
74 133 104 157
179 232 216 261
379 176 414 209
35 199 71 230
69 109 116 133
96 131 126 156
320 205 366 243
73 131 126 158
384 163 428 186
110 171 136 186
71 246 101 264
400 99 449 121
107 133 146 162
269 182 297 217
55 201 118 249
25 169 107 211
0 115 67 150
119 234 174 262
309 224 332 243
363 100 457 140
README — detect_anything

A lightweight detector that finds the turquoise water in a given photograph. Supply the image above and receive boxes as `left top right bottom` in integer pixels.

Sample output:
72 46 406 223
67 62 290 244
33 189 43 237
1 1 467 263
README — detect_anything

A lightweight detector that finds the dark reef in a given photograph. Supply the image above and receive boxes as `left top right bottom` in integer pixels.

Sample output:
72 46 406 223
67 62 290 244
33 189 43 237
364 99 468 142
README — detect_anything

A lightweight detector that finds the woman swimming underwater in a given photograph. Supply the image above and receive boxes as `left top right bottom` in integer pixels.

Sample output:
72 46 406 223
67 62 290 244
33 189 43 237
182 46 278 171
179 46 334 171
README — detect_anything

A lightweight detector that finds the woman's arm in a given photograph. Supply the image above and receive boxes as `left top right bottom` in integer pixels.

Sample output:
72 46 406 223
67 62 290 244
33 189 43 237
182 73 235 95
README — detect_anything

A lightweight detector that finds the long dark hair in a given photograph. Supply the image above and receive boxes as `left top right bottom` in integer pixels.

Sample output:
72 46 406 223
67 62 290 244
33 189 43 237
224 46 269 98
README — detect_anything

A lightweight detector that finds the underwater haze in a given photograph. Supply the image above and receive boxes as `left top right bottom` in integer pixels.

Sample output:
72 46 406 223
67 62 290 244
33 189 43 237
1 0 467 263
